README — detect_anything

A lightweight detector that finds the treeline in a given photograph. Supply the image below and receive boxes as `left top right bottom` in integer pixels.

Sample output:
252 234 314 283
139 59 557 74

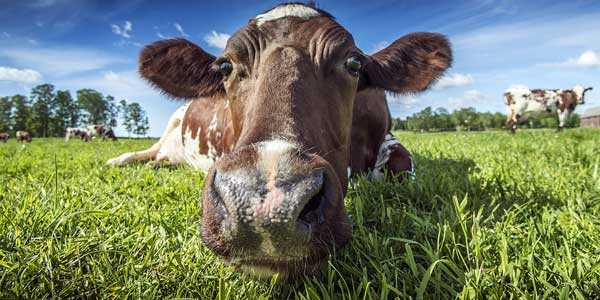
392 107 580 132
0 84 149 137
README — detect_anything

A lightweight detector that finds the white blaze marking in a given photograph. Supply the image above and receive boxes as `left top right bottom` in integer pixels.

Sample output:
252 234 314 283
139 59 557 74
257 140 296 179
254 4 320 26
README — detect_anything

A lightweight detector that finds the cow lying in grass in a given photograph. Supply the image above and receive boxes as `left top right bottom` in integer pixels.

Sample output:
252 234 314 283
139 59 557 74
504 85 592 132
0 133 8 143
65 127 91 142
108 3 451 278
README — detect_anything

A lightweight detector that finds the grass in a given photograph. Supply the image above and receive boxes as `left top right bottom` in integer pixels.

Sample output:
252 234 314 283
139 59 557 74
1 129 599 299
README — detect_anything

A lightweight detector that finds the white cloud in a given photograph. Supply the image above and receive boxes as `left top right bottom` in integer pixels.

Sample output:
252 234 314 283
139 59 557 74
174 23 189 37
448 90 485 107
111 21 132 39
156 32 170 39
203 31 230 49
434 73 475 89
0 67 42 83
539 50 600 69
0 46 127 76
1 32 10 39
565 50 600 68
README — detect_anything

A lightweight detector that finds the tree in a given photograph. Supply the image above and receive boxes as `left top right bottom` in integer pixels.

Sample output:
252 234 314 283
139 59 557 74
53 90 78 135
105 96 119 128
0 97 12 133
125 102 149 137
12 95 29 132
28 84 55 137
135 116 150 137
77 89 108 125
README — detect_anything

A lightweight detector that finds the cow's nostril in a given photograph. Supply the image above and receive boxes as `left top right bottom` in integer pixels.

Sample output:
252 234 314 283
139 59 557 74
297 186 326 232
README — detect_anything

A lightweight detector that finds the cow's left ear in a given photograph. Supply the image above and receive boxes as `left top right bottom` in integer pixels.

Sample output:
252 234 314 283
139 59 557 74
139 39 224 99
361 32 452 93
585 87 593 92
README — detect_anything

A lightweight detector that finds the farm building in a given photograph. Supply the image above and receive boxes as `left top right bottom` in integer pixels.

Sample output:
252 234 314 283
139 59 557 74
580 106 600 128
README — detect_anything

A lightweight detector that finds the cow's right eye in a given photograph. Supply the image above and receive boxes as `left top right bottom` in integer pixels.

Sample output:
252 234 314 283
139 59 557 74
218 61 233 77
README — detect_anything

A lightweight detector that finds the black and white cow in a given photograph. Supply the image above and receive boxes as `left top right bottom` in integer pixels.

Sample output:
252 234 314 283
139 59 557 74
87 125 117 141
65 127 91 142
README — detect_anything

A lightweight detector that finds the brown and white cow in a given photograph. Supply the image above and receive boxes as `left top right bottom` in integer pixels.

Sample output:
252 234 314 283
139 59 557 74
107 3 451 278
65 127 91 142
87 125 117 141
504 85 592 132
16 130 31 143
0 133 8 143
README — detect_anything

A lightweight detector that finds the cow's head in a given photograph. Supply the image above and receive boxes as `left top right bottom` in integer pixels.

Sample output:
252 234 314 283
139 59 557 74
573 85 593 104
139 3 451 278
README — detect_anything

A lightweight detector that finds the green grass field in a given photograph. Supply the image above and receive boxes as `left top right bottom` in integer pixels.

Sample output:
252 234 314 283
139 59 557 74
1 129 599 299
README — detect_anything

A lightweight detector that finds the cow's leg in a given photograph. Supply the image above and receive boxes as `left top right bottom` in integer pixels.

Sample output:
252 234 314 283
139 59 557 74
557 110 569 131
372 134 415 181
107 105 187 166
507 110 519 133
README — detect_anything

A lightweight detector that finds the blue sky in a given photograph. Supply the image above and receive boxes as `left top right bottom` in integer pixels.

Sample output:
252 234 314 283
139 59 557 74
1 0 599 136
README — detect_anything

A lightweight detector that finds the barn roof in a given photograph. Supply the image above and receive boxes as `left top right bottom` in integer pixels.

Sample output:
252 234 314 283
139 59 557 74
581 106 600 118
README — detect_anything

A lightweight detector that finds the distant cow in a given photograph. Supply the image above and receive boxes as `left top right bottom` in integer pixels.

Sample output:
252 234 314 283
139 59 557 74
16 131 31 143
87 125 117 141
65 127 91 142
0 133 8 142
107 3 451 278
504 85 592 132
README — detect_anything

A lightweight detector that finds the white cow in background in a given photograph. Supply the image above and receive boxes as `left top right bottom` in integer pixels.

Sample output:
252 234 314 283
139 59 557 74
504 85 592 132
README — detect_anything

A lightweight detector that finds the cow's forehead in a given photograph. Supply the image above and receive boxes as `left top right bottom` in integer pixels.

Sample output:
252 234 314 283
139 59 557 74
225 4 353 61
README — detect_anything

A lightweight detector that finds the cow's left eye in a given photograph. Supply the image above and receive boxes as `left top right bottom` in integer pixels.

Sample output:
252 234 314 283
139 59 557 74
345 56 362 76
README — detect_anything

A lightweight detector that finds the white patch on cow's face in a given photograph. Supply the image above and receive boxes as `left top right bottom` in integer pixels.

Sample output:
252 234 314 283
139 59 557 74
572 84 585 102
254 4 320 26
183 127 214 172
256 140 296 179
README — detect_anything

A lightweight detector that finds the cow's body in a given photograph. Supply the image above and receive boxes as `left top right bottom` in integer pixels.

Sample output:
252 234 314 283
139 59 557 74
108 89 413 178
504 85 592 132
107 3 451 278
65 127 91 142
0 133 8 143
15 131 31 143
87 125 117 141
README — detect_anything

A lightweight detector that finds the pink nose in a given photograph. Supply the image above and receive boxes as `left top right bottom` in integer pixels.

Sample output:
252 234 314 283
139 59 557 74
210 166 325 242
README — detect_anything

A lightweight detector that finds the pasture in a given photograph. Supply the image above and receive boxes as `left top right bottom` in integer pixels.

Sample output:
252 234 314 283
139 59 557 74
1 129 599 299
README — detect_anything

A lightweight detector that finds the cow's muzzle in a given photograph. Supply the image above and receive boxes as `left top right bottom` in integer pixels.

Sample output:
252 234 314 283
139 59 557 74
200 140 350 277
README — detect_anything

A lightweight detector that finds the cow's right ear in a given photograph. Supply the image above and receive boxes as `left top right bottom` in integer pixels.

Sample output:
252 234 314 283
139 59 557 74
139 39 224 99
